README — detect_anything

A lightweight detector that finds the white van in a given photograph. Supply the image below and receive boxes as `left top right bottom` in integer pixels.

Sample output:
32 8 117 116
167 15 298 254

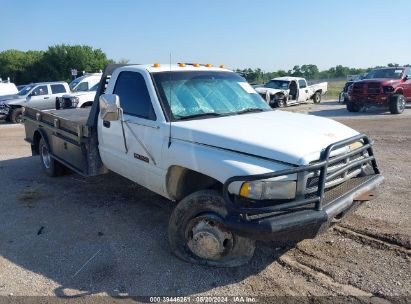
68 73 102 93
0 82 18 97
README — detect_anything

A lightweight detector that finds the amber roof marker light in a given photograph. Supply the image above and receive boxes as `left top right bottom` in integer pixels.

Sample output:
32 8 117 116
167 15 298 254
153 63 161 68
219 64 225 69
205 64 213 68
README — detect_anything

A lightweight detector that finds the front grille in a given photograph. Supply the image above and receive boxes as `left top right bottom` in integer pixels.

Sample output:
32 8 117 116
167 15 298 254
305 144 370 195
353 83 381 94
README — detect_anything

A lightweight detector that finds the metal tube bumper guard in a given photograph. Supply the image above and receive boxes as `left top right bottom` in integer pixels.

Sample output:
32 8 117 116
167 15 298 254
222 134 384 241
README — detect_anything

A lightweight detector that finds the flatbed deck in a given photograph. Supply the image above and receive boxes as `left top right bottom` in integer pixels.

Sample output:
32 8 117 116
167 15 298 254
24 107 92 139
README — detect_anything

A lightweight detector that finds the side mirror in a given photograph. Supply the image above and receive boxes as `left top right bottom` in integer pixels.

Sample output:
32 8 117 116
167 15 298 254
99 94 121 121
405 75 411 81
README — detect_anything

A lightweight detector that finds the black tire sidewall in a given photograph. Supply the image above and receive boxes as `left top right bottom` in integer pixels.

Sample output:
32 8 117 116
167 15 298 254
168 190 255 267
11 108 23 124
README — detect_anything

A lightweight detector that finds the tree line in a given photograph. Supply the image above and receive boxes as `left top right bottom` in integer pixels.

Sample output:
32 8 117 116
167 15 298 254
0 44 409 85
0 44 114 85
235 63 410 84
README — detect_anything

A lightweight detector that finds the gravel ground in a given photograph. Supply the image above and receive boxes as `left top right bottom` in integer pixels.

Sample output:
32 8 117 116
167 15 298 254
0 101 409 302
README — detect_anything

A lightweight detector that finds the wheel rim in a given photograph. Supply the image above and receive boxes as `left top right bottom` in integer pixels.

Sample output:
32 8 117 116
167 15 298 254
41 145 51 169
16 113 23 123
399 97 406 111
186 215 233 260
278 100 285 107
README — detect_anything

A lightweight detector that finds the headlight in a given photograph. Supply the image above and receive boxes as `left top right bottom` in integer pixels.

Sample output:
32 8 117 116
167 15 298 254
239 180 296 200
383 86 394 93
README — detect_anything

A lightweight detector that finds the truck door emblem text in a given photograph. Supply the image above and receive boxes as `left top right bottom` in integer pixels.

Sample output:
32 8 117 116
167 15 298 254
134 153 149 163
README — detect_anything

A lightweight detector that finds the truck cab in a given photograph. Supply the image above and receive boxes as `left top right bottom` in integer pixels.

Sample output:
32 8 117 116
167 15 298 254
23 64 383 267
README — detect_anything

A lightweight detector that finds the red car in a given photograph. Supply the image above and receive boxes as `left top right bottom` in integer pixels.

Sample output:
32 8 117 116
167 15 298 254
347 67 411 114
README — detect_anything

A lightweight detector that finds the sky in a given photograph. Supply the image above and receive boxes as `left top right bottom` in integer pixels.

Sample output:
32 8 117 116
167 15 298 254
1 0 411 71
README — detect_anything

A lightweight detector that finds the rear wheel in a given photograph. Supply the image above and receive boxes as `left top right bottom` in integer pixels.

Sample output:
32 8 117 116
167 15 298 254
10 108 23 124
389 94 406 114
168 190 255 267
313 92 321 104
39 138 64 177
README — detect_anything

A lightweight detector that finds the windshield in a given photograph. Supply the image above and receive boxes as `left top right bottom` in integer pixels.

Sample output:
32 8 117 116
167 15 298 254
364 68 404 80
264 80 290 90
89 83 99 91
69 79 81 90
152 71 271 121
17 84 35 96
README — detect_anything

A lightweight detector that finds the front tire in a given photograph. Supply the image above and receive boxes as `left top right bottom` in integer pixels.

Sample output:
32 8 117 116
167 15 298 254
39 138 64 177
10 108 23 124
389 94 406 114
168 190 255 267
346 101 361 112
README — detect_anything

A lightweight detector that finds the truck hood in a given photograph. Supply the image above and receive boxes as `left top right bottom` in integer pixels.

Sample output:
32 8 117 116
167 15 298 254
357 79 401 86
0 94 20 102
1 97 26 106
62 91 96 98
171 111 358 165
254 87 288 95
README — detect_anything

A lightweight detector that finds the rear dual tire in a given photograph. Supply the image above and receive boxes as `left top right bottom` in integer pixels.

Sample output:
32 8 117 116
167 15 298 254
39 138 64 177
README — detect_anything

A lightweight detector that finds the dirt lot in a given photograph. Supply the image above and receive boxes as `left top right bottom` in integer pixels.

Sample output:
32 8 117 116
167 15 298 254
0 100 410 302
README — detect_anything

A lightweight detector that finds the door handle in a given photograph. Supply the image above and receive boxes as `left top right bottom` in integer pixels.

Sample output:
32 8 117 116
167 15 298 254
103 121 111 128
44 97 50 99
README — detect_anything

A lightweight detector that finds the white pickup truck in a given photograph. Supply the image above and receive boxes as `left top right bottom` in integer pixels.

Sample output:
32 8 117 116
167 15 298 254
23 64 383 267
255 77 328 107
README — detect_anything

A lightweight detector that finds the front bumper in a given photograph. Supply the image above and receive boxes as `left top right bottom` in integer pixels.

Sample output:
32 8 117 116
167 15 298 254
222 134 383 241
351 93 390 105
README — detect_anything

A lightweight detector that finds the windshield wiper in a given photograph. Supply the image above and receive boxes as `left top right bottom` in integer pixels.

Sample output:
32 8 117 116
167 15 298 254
176 112 224 121
235 108 265 115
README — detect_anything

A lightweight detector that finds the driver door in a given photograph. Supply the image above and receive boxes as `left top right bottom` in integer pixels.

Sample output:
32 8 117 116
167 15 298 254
27 85 50 110
297 79 309 102
98 71 165 192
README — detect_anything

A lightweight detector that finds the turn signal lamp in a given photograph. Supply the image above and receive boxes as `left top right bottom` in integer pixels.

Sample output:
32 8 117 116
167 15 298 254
153 63 161 68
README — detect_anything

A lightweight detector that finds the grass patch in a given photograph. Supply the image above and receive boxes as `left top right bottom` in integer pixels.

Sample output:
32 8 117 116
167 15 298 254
324 80 346 100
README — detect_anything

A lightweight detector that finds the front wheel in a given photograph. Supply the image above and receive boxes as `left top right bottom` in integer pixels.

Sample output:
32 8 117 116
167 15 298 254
346 101 361 112
39 138 64 177
389 94 406 114
313 92 321 104
10 108 23 124
168 190 255 267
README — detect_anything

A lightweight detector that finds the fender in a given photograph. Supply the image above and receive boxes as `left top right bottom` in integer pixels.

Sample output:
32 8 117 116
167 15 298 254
163 139 296 196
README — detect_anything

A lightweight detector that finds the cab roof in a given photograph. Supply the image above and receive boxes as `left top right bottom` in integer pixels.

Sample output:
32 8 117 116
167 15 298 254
124 64 231 73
